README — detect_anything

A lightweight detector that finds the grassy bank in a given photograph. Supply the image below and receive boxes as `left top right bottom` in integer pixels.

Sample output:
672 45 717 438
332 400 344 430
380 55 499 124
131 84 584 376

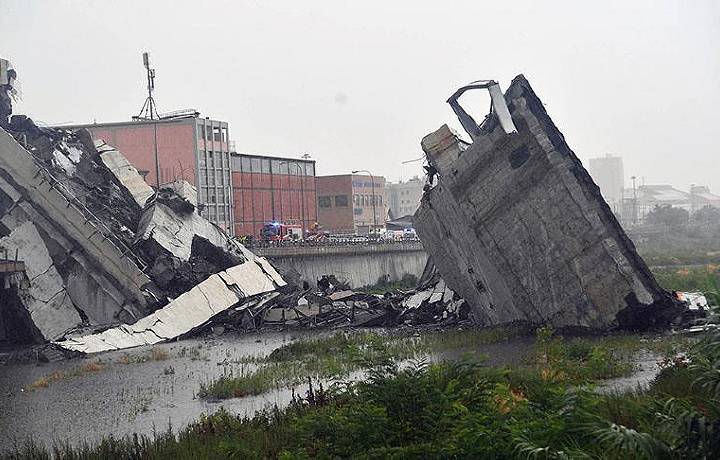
198 327 529 399
6 314 717 459
197 325 687 400
652 264 720 294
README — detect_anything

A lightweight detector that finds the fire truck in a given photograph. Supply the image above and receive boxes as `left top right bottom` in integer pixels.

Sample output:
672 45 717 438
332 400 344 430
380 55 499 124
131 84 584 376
260 222 303 241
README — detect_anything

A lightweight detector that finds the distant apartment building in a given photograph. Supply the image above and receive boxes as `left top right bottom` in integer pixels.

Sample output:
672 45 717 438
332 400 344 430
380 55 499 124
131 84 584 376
316 174 386 234
62 114 234 233
690 185 720 212
588 154 624 211
386 176 425 218
621 184 720 223
230 153 317 237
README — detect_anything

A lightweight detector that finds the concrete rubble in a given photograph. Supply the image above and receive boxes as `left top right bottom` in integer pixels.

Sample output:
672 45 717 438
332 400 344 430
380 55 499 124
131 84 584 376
415 75 684 331
0 120 285 352
195 270 472 332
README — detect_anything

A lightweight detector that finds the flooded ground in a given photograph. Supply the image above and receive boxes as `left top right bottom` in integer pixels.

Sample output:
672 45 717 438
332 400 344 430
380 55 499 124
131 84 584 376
0 332 297 453
0 331 662 453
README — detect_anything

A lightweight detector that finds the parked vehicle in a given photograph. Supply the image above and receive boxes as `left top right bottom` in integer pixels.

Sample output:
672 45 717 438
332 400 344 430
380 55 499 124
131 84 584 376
403 227 418 239
261 222 303 241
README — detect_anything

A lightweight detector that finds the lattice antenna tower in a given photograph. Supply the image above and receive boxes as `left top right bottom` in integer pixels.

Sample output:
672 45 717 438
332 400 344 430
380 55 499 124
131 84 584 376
134 52 159 120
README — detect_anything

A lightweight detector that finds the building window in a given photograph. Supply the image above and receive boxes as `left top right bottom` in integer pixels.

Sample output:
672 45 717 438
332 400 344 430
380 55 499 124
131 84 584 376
251 158 261 173
335 195 348 207
231 156 241 170
318 196 332 208
305 163 315 176
241 157 251 172
261 158 271 174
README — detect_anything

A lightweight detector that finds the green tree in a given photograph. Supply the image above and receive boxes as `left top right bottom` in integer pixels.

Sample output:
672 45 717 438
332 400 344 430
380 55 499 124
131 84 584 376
693 204 720 225
645 204 689 229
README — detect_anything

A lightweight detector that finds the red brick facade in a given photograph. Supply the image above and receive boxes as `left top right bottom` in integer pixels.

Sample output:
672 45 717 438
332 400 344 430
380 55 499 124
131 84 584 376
231 154 317 237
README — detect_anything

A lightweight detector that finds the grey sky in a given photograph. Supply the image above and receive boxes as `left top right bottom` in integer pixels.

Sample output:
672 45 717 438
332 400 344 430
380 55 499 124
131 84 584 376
2 0 719 193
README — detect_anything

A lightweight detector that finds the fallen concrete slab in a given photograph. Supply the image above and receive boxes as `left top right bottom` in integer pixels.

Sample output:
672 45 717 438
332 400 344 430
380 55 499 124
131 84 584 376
1 221 81 340
96 139 155 209
415 75 683 331
54 255 286 354
136 202 231 262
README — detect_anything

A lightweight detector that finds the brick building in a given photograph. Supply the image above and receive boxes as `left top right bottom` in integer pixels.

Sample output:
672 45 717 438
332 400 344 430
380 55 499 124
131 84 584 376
316 174 385 234
62 115 234 232
231 153 317 237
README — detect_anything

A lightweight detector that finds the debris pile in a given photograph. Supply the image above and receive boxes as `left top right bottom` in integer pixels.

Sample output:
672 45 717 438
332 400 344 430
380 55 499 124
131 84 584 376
198 270 472 332
0 120 284 349
415 75 685 331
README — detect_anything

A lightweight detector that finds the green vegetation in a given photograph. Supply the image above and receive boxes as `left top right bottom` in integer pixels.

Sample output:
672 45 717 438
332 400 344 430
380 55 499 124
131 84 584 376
357 273 419 294
198 325 685 400
199 327 532 399
7 312 718 459
633 222 720 267
652 265 720 294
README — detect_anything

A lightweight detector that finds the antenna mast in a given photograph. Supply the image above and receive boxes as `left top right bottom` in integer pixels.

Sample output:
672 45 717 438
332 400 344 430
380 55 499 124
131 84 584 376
134 52 159 120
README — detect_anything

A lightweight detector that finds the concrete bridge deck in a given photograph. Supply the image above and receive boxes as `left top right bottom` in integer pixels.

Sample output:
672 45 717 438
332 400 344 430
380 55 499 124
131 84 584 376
252 241 424 258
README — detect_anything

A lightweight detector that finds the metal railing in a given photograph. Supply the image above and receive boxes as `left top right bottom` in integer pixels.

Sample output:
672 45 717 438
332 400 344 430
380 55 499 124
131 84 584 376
24 147 148 273
245 238 423 250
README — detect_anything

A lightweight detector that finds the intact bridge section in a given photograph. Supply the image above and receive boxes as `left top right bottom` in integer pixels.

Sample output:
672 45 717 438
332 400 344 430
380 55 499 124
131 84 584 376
253 242 428 288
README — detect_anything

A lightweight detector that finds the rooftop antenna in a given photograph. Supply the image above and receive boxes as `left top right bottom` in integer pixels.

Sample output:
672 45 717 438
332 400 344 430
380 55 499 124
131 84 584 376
134 52 159 120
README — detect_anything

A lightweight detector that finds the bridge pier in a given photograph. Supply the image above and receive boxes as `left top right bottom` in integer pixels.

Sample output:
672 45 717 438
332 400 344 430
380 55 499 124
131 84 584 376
253 242 428 288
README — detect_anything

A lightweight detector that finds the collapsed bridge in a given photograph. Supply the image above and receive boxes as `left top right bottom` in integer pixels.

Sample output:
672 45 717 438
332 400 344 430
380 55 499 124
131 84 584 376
415 75 683 331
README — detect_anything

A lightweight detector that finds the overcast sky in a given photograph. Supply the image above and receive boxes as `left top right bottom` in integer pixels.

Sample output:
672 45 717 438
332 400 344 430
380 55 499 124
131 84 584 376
2 0 719 192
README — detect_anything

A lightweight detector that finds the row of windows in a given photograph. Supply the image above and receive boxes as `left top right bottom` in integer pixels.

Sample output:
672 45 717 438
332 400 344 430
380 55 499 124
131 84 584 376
201 204 231 223
199 186 232 205
354 195 382 206
318 195 348 208
319 194 382 208
198 151 230 169
198 168 230 187
231 156 315 176
199 125 228 143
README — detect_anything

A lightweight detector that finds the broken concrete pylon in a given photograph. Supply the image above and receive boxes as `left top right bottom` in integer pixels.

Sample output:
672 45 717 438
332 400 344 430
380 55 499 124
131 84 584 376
415 75 682 331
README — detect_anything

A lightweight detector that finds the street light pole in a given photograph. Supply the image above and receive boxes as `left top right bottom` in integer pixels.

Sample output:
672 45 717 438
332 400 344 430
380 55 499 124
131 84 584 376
631 175 637 225
279 174 283 223
352 169 377 235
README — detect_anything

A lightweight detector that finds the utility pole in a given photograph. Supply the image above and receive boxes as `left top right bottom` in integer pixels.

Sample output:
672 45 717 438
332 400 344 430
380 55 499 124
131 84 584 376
133 52 161 189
